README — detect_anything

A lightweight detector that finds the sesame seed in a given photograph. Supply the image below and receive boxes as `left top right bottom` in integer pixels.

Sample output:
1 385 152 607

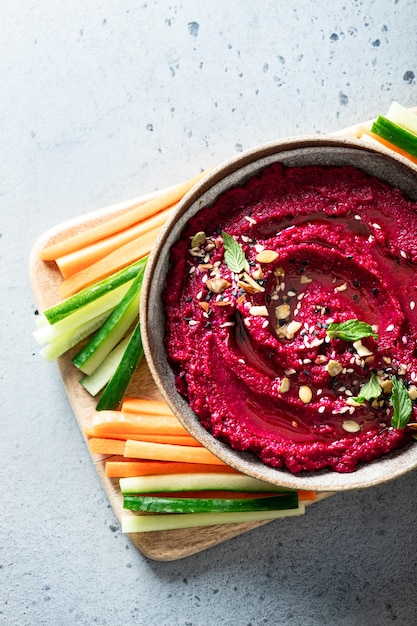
400 250 407 259
411 301 416 311
385 324 394 332
318 406 326 414
354 214 361 220
372 223 382 230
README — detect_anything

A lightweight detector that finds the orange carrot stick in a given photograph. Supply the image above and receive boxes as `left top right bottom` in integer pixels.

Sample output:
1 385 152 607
88 438 126 455
40 170 208 261
297 490 316 501
121 397 174 416
56 205 174 279
58 224 160 298
124 439 227 465
86 416 189 436
356 127 417 165
85 431 201 446
105 460 241 478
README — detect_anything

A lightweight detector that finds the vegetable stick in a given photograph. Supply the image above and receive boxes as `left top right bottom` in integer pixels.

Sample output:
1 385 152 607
122 492 299 514
124 439 227 465
121 505 305 533
88 438 126 455
40 169 208 261
58 225 159 299
86 417 190 436
356 127 417 165
120 473 297 494
56 205 174 279
121 397 175 416
85 431 202 446
105 460 241 478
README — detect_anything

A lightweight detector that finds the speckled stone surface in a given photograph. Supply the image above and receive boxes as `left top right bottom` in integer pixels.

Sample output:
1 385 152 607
2 2 417 625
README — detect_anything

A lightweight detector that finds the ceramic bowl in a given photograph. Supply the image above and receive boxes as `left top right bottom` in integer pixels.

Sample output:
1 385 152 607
140 136 417 492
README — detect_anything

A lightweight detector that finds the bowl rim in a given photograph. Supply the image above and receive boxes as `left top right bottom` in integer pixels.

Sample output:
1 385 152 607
140 135 417 492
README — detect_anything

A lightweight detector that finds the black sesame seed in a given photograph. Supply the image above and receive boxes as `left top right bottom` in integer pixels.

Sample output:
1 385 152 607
372 287 378 296
346 255 353 260
353 294 359 301
325 306 331 314
301 260 309 266
186 296 192 302
297 267 305 274
353 279 360 287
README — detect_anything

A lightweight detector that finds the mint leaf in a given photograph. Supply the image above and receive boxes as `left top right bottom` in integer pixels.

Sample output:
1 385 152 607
326 319 378 342
352 372 382 403
391 376 412 430
222 232 246 273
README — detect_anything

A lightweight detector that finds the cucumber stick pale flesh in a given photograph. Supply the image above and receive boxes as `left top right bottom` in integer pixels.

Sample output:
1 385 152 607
121 505 305 533
120 473 296 494
72 267 144 375
79 332 132 396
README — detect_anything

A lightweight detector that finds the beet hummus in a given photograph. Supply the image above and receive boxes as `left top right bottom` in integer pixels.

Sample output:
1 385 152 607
163 163 417 473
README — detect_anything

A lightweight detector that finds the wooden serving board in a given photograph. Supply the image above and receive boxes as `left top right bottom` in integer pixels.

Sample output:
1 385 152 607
30 112 416 560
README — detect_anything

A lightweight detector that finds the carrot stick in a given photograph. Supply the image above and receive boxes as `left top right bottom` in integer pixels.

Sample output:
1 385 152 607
87 416 189 436
124 439 227 465
356 127 417 165
58 225 160 299
85 431 202 446
40 170 208 261
121 397 175 416
105 460 241 478
297 490 316 501
56 205 174 279
88 438 126 455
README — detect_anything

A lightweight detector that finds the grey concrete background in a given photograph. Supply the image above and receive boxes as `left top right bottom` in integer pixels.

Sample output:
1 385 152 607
2 1 417 625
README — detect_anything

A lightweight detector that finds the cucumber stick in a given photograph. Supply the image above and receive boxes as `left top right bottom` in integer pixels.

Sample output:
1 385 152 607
120 473 295 494
371 115 417 157
43 256 147 325
72 266 145 375
34 281 132 346
39 311 111 362
386 102 417 136
95 318 144 411
121 505 305 533
79 332 132 396
123 492 299 514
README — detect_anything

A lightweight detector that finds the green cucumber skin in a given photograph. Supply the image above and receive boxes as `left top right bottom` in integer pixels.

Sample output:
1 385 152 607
371 115 417 157
44 257 148 325
123 493 299 514
71 267 144 372
95 319 144 411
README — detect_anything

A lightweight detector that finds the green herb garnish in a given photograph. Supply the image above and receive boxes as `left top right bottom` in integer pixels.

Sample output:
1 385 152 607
390 376 412 430
222 231 246 273
326 319 378 342
352 372 382 404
